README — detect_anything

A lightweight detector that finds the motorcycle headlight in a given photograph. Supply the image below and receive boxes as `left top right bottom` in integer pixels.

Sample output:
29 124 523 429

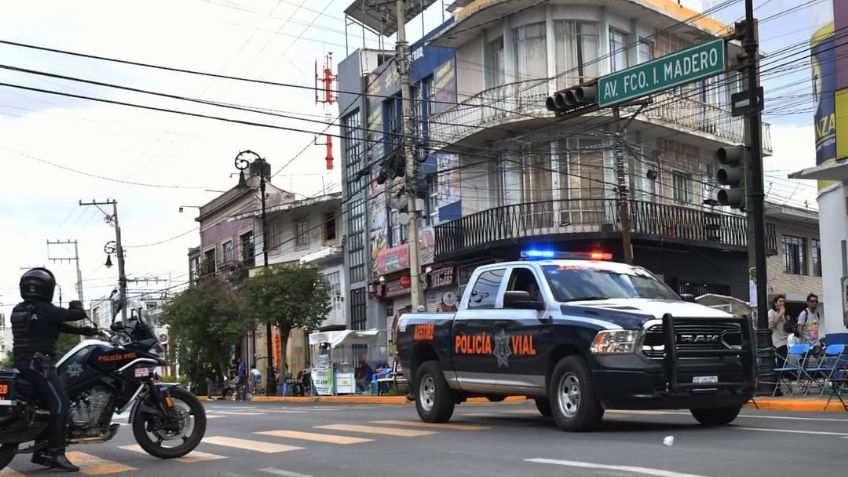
590 330 641 353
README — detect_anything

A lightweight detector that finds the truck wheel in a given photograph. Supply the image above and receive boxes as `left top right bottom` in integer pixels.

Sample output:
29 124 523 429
690 406 741 426
486 395 506 402
549 356 603 432
534 398 552 417
415 361 455 423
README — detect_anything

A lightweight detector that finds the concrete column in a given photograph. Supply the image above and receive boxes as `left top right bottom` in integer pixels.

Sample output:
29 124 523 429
598 7 610 76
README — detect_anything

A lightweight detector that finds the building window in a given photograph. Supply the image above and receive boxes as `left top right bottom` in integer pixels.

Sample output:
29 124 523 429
429 175 440 225
638 38 654 63
268 221 280 250
811 238 821 277
342 111 364 197
350 287 366 330
487 36 505 87
554 21 599 88
347 199 366 283
672 172 694 203
609 29 628 72
323 212 337 243
240 231 255 267
222 241 234 262
783 235 807 275
323 271 341 309
390 209 407 246
190 256 200 283
203 249 215 275
513 22 547 80
295 218 309 248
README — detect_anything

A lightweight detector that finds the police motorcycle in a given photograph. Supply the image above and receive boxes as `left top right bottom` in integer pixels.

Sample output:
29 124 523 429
0 309 206 470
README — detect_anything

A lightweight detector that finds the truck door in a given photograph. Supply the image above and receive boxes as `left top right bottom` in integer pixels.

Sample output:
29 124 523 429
452 267 507 393
489 266 549 393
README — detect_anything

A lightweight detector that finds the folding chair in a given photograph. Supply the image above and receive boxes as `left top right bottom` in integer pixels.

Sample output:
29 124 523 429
773 343 812 396
824 365 848 411
803 344 846 396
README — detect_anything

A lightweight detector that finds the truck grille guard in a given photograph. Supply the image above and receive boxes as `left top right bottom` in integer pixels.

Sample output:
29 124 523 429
657 313 757 393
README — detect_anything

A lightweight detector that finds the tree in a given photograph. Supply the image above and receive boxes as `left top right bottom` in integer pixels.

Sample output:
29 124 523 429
160 277 247 391
241 264 331 377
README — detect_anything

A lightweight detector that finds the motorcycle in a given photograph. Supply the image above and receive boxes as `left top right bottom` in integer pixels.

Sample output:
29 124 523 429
0 311 206 470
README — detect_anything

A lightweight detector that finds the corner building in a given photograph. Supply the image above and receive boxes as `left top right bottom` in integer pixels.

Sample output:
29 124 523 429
338 0 775 359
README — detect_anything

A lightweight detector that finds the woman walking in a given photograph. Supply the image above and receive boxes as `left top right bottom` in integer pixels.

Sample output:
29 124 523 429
768 294 790 396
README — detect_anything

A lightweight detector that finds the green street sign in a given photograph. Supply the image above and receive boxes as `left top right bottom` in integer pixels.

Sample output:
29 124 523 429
598 38 726 107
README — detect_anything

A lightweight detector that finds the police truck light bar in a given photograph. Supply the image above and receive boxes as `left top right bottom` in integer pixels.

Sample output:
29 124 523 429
521 250 613 261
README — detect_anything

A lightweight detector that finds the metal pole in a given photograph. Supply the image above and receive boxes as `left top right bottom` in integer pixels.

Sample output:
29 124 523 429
74 240 84 304
397 0 423 311
613 107 634 264
743 0 767 328
260 169 276 396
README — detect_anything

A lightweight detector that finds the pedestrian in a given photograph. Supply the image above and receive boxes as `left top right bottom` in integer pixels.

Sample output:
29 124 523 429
250 364 261 393
205 364 217 401
797 293 823 353
767 295 789 396
356 358 374 393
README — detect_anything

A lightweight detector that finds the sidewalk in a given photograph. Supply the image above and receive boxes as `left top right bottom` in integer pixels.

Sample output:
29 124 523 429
198 394 846 412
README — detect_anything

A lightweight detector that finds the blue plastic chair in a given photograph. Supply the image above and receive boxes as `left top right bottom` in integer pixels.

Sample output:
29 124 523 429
805 344 846 396
773 343 812 396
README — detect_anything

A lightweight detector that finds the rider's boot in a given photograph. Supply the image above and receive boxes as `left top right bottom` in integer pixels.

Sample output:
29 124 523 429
33 449 80 472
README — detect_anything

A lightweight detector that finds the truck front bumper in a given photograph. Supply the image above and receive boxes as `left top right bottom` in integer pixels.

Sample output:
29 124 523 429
590 353 754 410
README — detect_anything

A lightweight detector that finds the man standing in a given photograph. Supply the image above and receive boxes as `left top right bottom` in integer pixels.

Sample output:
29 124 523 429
797 293 822 350
11 268 98 472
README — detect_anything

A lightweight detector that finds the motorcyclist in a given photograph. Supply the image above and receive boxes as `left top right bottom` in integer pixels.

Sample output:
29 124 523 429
10 268 98 472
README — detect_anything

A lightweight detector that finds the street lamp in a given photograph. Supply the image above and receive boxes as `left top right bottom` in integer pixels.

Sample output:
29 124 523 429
104 241 117 268
234 149 275 396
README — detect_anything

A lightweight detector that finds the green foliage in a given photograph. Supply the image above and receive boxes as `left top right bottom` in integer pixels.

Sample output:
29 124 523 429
242 265 331 372
0 351 12 368
160 277 247 389
56 324 84 358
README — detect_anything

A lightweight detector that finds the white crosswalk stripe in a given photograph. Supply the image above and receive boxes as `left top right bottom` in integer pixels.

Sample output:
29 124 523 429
203 436 303 453
118 444 228 462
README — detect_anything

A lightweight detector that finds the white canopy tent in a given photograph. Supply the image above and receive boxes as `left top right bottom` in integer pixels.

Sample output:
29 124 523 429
308 329 380 348
308 329 380 395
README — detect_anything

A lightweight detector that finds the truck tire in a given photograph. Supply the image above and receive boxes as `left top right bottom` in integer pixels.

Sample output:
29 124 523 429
415 361 455 423
690 406 741 426
534 398 552 417
549 356 603 432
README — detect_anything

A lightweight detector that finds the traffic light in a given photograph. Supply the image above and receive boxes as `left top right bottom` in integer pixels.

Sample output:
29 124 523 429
715 146 746 210
545 84 597 114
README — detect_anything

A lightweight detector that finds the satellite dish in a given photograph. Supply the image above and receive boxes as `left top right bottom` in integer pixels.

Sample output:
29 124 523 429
442 291 458 306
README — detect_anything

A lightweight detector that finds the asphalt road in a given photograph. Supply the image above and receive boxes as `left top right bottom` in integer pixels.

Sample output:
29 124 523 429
2 399 846 477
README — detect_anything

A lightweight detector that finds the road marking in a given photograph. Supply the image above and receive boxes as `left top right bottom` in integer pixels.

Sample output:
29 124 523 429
370 420 490 431
735 427 848 437
66 451 136 475
0 469 25 476
259 468 315 477
527 458 711 477
203 436 303 453
118 445 227 462
207 411 266 416
255 430 373 445
316 424 435 437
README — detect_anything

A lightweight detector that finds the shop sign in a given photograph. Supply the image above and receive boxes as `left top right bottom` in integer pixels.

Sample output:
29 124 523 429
429 266 455 288
383 279 411 298
375 243 410 275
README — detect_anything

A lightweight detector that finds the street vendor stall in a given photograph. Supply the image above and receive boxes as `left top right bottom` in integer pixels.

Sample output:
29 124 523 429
308 329 380 395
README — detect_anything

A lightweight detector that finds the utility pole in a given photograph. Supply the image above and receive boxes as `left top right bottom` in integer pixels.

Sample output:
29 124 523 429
80 200 127 326
612 107 634 264
46 239 84 304
741 0 767 329
396 0 423 311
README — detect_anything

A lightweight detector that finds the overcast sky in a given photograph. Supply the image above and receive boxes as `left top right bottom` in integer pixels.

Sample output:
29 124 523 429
0 0 830 319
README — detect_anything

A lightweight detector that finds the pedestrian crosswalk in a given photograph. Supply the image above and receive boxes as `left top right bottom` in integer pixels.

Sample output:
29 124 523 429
0 415 488 476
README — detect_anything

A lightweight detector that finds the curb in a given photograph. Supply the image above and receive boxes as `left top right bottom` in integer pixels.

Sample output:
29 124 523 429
197 395 529 405
744 398 846 413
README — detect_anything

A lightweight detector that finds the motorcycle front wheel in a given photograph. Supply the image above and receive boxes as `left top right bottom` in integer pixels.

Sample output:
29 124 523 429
0 444 18 470
132 387 206 459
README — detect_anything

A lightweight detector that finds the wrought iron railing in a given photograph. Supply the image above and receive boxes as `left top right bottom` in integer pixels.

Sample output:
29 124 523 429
434 198 763 259
428 79 773 153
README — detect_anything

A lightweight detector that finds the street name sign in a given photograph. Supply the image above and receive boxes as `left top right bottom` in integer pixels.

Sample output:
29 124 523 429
598 38 726 107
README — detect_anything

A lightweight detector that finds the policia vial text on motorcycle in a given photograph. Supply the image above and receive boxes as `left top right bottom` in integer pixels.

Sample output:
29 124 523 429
9 268 98 471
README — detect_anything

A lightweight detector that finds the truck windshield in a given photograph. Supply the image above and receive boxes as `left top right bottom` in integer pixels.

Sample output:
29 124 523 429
542 264 679 302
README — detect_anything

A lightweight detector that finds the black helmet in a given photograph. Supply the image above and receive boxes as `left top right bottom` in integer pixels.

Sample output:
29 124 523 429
19 267 56 302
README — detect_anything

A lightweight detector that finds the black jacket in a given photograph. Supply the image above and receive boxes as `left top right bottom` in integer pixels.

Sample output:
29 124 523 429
11 301 89 360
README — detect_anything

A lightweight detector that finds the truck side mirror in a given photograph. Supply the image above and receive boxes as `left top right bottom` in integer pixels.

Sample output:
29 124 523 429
503 291 545 310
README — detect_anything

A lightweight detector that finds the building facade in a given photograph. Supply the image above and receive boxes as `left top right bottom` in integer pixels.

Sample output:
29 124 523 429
339 0 776 354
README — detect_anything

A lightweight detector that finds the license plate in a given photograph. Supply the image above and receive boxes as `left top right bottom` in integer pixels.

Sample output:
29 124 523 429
134 368 150 378
693 375 718 384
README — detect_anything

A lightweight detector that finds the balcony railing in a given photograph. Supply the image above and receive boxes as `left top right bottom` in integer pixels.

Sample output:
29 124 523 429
428 79 772 153
434 198 762 259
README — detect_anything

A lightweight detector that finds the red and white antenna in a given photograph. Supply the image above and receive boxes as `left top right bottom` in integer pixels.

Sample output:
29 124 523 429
315 53 337 170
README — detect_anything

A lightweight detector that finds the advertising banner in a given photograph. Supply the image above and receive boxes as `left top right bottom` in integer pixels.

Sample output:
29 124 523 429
812 24 836 191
